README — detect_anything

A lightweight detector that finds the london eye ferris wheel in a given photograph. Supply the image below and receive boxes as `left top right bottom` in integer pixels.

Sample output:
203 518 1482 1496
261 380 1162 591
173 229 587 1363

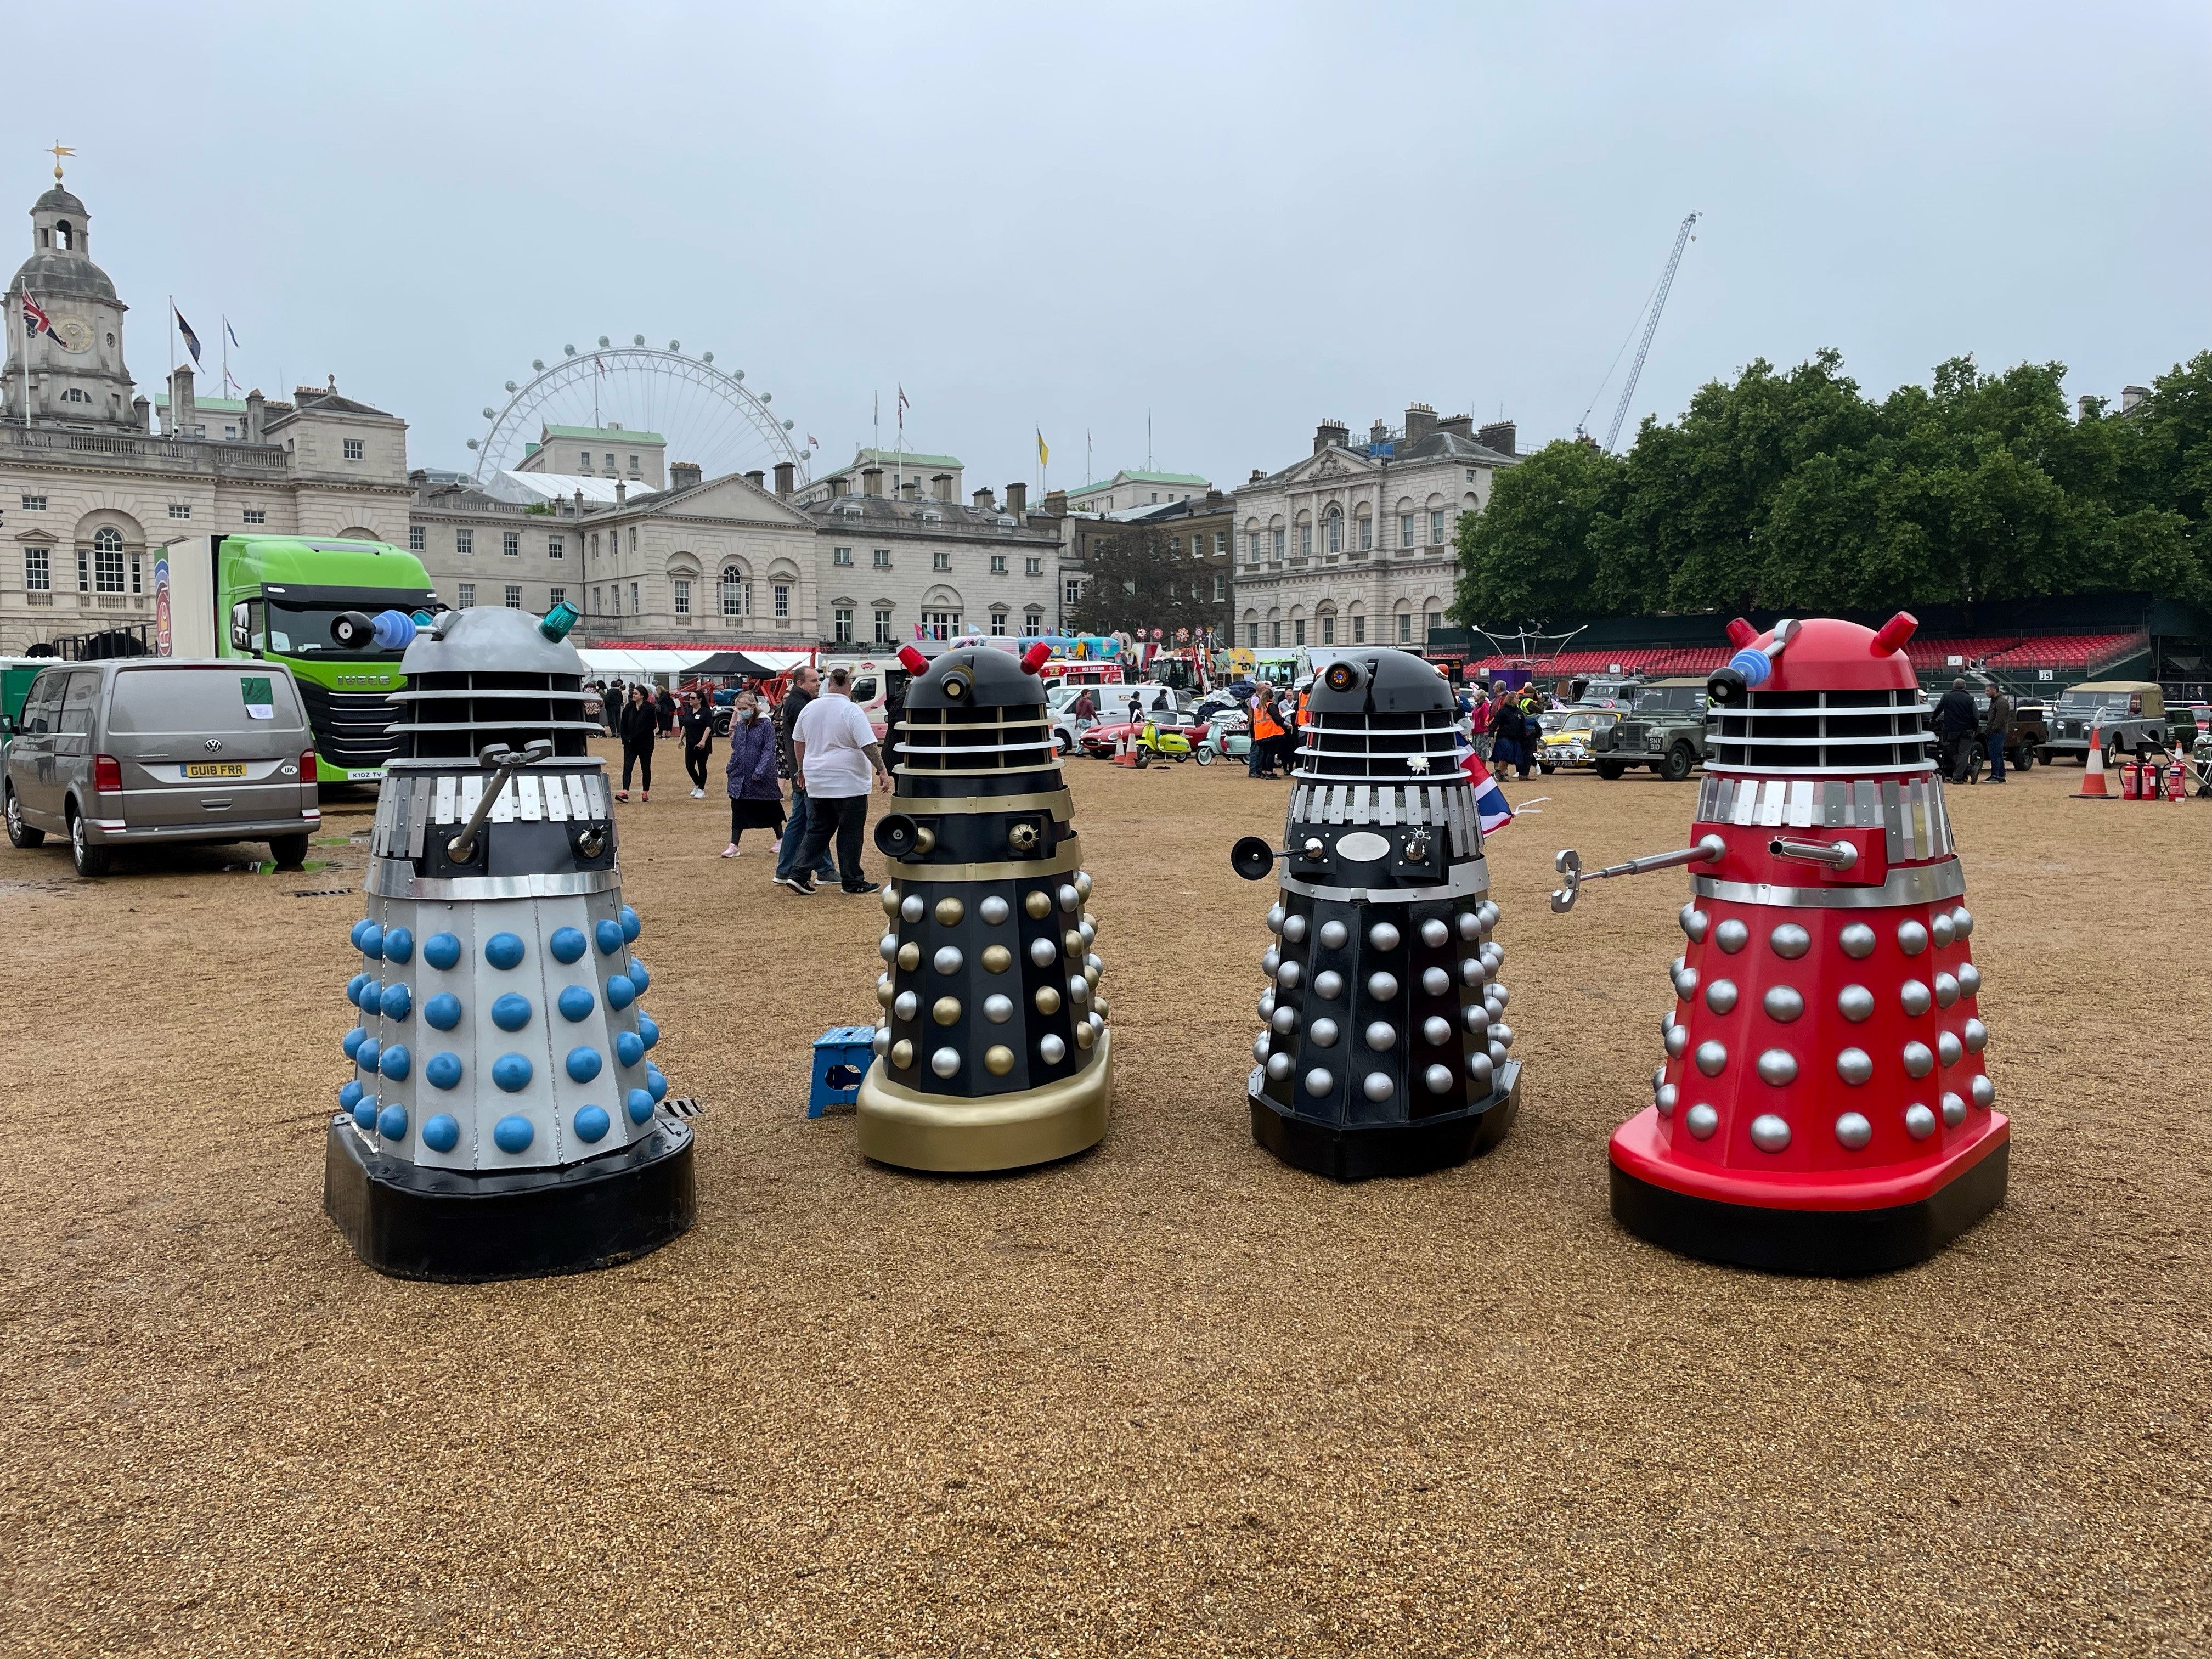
467 336 808 487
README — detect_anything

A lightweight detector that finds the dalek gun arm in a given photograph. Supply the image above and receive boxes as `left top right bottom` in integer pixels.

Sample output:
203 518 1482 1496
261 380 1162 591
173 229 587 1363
1550 835 1724 913
446 738 555 864
1769 836 1858 870
1231 834 1327 881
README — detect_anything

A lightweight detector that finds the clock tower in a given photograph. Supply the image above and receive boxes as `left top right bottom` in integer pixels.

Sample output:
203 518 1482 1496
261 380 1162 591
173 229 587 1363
4 156 137 430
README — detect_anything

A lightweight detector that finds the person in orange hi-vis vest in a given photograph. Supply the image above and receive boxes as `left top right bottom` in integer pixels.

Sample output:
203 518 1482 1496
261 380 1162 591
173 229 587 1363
1250 691 1285 779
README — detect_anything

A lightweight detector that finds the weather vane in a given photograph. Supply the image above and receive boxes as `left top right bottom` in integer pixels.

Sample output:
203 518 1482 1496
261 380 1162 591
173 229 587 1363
47 140 74 183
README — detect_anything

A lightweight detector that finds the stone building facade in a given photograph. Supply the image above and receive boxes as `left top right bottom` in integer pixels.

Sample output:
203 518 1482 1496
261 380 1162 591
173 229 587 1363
1233 404 1518 653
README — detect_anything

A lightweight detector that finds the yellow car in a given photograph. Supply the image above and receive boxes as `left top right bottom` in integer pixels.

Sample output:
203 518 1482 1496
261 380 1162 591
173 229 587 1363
1541 710 1618 772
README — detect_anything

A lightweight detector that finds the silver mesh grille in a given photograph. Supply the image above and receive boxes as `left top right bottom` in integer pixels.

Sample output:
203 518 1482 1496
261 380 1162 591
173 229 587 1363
1706 689 1933 775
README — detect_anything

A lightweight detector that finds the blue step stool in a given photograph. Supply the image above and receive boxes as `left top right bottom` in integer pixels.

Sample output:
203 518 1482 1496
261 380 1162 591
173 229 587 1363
809 1026 877 1117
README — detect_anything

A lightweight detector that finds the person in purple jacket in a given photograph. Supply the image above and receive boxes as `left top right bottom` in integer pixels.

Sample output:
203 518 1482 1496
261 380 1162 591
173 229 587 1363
721 687 785 857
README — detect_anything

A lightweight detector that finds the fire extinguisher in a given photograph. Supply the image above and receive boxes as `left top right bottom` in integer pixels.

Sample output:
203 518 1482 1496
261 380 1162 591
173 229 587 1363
2119 760 2141 799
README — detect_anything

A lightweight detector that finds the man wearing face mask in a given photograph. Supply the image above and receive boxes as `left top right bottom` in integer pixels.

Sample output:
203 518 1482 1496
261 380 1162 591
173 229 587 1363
721 688 783 857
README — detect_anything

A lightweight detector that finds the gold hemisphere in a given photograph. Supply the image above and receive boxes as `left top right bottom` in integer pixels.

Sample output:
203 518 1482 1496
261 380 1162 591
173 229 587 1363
890 1040 913 1070
1063 929 1084 960
1034 985 1062 1014
932 996 962 1026
881 887 900 915
876 977 895 1007
898 943 921 970
934 896 965 926
981 944 1012 973
1024 889 1053 919
1075 1022 1096 1050
984 1045 1015 1076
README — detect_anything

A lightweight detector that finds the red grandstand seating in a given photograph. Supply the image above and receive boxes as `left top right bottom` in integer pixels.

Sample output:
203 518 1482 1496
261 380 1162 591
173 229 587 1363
1984 631 2147 675
1468 628 2148 683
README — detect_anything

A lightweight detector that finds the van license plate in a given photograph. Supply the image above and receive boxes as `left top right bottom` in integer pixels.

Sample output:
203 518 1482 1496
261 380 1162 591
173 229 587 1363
184 762 248 778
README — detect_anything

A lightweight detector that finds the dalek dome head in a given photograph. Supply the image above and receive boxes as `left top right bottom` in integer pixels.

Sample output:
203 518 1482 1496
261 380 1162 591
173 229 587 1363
390 604 599 760
903 645 1046 714
1705 613 1931 777
1300 648 1458 783
1307 648 1452 716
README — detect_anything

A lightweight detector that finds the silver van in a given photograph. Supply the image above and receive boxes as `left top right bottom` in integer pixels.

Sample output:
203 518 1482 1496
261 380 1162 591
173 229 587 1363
4 658 321 877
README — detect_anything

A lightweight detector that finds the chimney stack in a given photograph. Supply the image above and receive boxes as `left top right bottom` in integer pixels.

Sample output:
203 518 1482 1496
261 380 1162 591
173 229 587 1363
2121 385 2151 414
1313 418 1348 454
900 478 920 500
131 394 150 433
932 472 953 502
1006 481 1028 514
670 461 703 490
774 460 794 498
245 388 266 443
1403 403 1436 443
973 486 997 511
1476 419 1516 456
744 469 765 490
615 481 627 505
1436 413 1474 441
168 365 195 436
862 466 884 496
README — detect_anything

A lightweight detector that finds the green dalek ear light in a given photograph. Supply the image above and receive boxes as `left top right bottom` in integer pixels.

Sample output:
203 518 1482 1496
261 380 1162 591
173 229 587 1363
539 601 582 642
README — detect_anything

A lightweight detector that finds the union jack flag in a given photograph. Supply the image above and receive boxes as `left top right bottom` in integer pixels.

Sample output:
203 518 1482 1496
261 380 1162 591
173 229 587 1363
20 294 54 336
1454 733 1516 836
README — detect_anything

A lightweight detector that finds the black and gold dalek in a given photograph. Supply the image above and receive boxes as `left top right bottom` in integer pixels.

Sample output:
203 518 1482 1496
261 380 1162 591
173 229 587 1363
855 642 1114 1172
1232 648 1520 1179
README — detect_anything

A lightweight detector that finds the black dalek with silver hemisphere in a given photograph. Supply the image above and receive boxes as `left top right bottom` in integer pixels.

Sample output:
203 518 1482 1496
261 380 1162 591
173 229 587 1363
324 602 695 1281
855 641 1114 1172
1232 649 1520 1179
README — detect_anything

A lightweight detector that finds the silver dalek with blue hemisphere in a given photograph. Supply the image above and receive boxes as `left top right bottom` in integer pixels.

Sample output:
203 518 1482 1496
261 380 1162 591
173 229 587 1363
324 601 695 1280
1231 648 1521 1179
855 640 1113 1172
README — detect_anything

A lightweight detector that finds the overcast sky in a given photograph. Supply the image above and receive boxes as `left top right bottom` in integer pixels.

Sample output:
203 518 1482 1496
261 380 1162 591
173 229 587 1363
9 2 2206 492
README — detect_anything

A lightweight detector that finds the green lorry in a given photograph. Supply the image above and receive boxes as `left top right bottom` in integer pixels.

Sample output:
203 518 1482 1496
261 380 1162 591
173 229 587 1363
165 534 436 785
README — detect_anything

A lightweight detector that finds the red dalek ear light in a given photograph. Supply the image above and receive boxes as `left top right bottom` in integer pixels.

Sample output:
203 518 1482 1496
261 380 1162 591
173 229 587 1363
1552 613 2007 1274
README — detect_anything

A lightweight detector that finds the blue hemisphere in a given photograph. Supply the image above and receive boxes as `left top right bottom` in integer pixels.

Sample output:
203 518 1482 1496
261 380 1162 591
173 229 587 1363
626 1088 655 1125
423 932 462 971
379 1044 411 1081
359 922 384 959
604 974 636 1011
627 958 650 992
379 983 412 1022
356 1037 380 1074
572 1105 611 1143
615 1030 645 1067
342 1025 367 1060
566 1047 603 1082
358 979 382 1012
421 1113 461 1153
425 1051 464 1091
493 1114 535 1154
595 918 624 956
492 1053 534 1093
646 1063 667 1102
424 992 462 1031
557 984 596 1022
490 992 533 1032
381 926 414 964
549 927 588 964
620 905 641 942
349 917 373 951
352 1099 379 1132
376 1104 409 1141
337 1079 363 1111
484 932 526 971
346 972 371 1008
636 1012 659 1050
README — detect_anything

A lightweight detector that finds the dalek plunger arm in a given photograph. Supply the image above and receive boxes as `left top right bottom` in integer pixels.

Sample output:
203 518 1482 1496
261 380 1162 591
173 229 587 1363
1550 834 1725 913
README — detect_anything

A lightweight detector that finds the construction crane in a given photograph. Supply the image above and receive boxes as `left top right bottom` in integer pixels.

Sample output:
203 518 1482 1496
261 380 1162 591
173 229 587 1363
1578 211 1701 453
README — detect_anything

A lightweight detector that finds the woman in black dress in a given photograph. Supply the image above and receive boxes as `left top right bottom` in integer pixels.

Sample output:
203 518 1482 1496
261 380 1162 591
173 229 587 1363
722 688 784 856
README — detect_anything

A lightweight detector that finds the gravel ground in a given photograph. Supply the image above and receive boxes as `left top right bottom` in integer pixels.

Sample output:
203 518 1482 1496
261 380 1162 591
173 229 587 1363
1 746 2207 1658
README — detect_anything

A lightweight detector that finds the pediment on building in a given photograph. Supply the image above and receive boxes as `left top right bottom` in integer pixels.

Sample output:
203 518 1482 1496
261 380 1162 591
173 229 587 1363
647 473 811 528
1281 448 1377 488
14 527 57 544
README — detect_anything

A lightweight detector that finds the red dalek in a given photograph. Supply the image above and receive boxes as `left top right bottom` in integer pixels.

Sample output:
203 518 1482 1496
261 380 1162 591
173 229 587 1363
1551 613 2008 1274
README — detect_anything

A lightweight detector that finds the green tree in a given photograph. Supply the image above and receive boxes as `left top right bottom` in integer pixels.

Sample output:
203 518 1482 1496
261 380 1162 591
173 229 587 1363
1066 525 1228 639
1452 437 1618 625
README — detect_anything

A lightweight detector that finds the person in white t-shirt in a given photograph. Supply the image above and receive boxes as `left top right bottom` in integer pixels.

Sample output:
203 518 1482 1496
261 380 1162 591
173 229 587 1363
782 667 891 895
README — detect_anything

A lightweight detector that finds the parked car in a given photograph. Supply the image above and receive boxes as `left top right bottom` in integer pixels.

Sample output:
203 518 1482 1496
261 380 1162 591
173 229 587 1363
1079 703 1203 760
1589 678 1710 780
4 658 321 877
2039 680 2169 765
1540 709 1620 772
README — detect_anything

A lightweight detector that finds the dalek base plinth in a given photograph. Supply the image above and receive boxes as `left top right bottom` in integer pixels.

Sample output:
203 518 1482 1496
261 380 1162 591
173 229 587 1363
324 1114 697 1283
856 1029 1113 1173
1607 1107 2009 1276
1250 1060 1521 1181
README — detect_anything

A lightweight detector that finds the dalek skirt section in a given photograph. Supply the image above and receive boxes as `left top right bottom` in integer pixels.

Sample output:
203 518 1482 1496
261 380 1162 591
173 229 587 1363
1234 650 1520 1180
1580 614 2007 1275
855 645 1113 1172
324 606 695 1281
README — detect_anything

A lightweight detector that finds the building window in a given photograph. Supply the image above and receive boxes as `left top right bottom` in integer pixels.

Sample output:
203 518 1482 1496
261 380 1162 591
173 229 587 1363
1270 621 1282 647
629 455 640 473
1214 531 1227 555
833 546 854 567
922 611 960 640
455 528 473 556
1246 623 1259 648
1294 619 1307 646
772 582 790 619
549 586 566 608
1248 533 1261 563
91 527 126 592
1298 524 1311 559
1321 615 1335 645
20 495 46 511
61 387 89 404
503 531 521 558
243 509 267 525
673 578 691 616
932 550 951 572
872 549 891 568
504 584 522 609
25 545 49 590
720 568 748 617
579 453 592 471
1025 556 1042 576
990 611 1008 636
629 581 640 614
1430 510 1446 544
834 606 854 644
590 586 601 614
408 524 425 551
589 533 599 559
458 582 476 607
1271 528 1284 560
873 607 893 646
1426 609 1442 639
1398 612 1413 643
168 503 191 520
1325 512 1341 555
343 438 365 460
989 554 1007 574
548 537 563 560
628 528 637 554
1400 514 1414 550
1064 578 1082 608
1357 517 1372 552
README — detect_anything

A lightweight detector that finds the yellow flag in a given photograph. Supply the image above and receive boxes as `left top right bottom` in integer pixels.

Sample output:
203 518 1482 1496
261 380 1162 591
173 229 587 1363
1036 429 1049 466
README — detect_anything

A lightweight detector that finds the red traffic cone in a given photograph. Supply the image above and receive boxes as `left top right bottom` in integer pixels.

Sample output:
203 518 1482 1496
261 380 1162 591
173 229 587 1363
2072 724 2114 800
